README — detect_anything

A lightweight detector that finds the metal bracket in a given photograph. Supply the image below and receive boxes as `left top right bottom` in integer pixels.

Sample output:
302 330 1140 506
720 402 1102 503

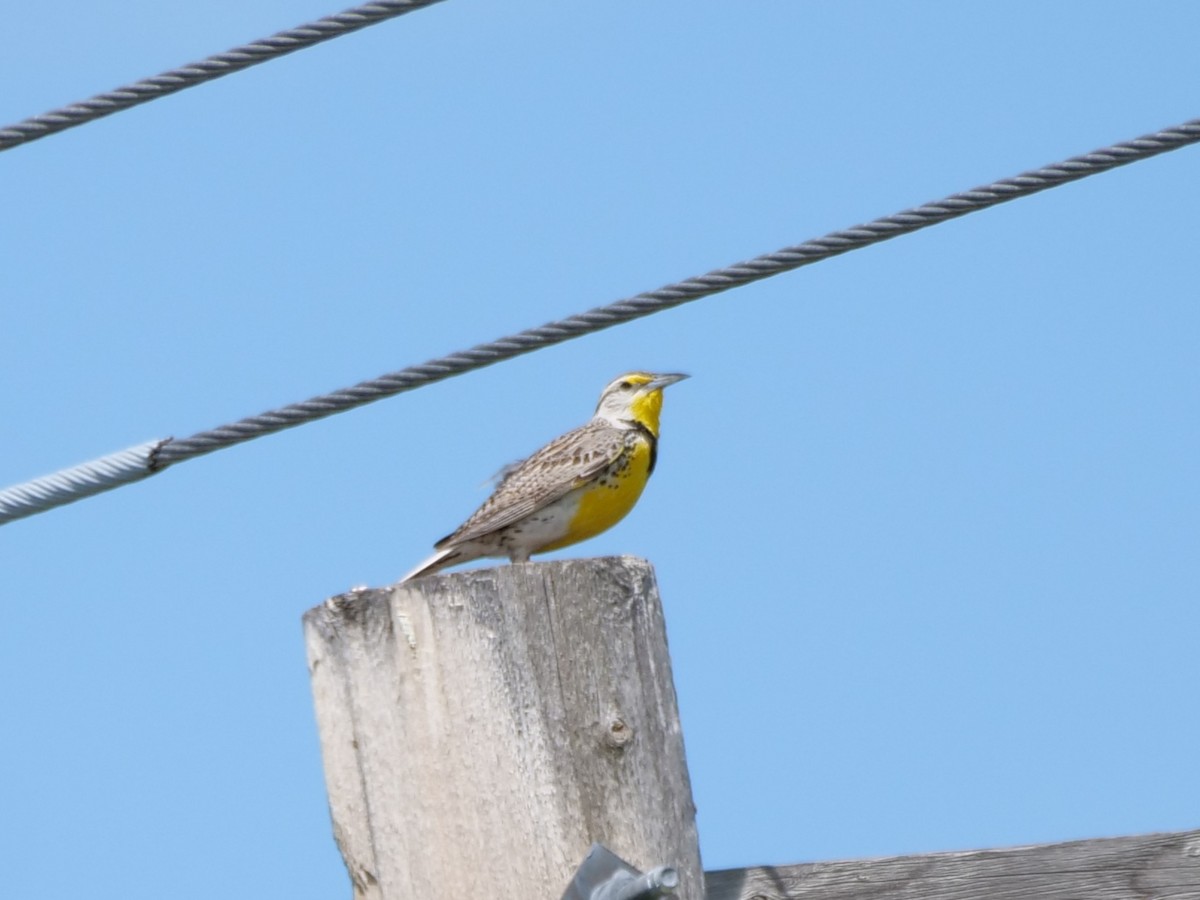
561 843 679 900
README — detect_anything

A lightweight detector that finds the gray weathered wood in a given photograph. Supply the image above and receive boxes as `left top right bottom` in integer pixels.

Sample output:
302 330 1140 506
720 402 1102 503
304 556 703 900
705 828 1200 900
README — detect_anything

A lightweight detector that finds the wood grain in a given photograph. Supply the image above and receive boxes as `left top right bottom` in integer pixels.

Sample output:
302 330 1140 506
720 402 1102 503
705 828 1200 900
304 557 703 900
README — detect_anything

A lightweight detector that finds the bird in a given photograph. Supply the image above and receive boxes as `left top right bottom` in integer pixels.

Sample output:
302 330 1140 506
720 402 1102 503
401 371 689 581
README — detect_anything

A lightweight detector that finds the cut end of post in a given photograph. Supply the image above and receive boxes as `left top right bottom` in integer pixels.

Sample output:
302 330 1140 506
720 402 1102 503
393 554 655 587
304 557 659 633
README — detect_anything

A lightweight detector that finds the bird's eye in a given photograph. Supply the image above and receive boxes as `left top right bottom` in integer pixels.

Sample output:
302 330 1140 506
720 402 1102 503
618 380 632 390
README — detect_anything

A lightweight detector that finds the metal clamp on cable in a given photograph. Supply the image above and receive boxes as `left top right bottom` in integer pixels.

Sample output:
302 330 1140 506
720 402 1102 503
561 844 679 900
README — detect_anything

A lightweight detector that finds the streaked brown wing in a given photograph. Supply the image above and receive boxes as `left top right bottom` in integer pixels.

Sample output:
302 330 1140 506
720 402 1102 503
437 420 625 548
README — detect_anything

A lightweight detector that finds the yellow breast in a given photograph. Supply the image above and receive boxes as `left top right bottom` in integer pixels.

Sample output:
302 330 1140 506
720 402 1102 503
538 438 653 551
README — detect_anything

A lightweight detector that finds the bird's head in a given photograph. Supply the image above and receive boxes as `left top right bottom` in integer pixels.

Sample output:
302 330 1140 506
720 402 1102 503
593 371 689 436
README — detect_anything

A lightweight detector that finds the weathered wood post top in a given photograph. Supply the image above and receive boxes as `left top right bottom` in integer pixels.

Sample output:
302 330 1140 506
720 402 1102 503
304 556 703 900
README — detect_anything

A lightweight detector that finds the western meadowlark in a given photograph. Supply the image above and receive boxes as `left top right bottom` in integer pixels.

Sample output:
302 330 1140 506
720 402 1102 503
401 371 688 581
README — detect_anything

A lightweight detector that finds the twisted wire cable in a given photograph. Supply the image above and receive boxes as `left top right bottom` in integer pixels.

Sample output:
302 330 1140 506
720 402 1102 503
0 0 447 153
2 116 1198 525
0 441 167 523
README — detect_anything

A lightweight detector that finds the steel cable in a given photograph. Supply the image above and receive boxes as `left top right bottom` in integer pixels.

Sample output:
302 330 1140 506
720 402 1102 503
2 117 1198 525
0 0 447 153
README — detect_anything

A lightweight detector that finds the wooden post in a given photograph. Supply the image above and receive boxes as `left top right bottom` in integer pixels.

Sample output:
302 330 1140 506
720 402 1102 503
704 828 1200 900
304 556 703 900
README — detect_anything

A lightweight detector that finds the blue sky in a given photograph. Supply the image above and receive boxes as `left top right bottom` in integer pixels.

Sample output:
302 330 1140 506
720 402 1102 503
3 2 1198 897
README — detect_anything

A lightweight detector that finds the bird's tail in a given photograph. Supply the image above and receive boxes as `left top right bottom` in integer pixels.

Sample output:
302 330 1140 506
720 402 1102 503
400 546 467 583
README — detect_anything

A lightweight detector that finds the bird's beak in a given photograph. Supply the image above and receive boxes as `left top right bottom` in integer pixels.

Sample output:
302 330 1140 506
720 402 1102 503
646 373 690 391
